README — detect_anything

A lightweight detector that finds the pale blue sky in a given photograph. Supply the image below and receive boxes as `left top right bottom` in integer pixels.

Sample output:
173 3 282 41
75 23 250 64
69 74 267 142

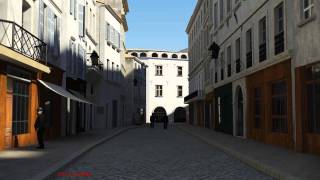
126 0 197 52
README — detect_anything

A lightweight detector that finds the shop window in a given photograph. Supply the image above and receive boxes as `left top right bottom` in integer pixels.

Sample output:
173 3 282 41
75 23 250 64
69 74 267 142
11 79 30 135
306 64 320 133
254 87 262 129
271 80 288 133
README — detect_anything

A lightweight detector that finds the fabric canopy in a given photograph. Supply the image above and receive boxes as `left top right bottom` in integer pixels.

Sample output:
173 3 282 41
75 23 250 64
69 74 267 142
38 80 94 104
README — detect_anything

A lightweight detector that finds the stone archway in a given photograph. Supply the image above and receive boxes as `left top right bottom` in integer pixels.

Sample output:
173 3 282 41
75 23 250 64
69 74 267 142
236 86 244 137
174 107 186 123
153 107 167 122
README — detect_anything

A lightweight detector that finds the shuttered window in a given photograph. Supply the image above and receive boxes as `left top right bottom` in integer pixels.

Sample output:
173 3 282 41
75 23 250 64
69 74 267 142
54 16 60 56
48 9 55 52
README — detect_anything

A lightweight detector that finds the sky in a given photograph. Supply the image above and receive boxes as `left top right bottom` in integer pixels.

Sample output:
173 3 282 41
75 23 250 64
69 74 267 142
126 0 197 52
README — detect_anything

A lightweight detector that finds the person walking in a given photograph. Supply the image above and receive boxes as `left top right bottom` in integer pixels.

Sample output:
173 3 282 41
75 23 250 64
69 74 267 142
150 114 155 128
34 107 45 149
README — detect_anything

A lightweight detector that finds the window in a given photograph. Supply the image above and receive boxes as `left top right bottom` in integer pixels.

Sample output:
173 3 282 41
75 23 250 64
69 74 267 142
214 3 218 29
111 62 114 80
227 46 232 77
181 55 187 59
254 87 262 129
140 53 147 57
177 66 183 76
274 2 284 55
155 85 163 97
156 65 163 76
131 52 137 57
219 0 224 23
259 17 267 62
220 51 225 80
78 4 85 37
68 40 76 75
39 0 44 40
152 53 158 57
162 53 168 58
215 72 218 83
306 63 320 133
236 38 241 73
271 81 288 133
227 0 232 14
10 79 29 135
105 23 110 41
177 86 183 97
107 59 109 80
172 54 178 58
303 0 314 20
246 29 253 68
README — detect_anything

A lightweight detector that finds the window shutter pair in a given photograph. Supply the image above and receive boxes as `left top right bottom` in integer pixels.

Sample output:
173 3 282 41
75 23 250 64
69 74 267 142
78 45 86 79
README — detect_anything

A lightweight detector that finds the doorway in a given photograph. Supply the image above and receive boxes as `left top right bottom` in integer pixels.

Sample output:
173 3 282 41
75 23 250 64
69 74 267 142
236 87 244 137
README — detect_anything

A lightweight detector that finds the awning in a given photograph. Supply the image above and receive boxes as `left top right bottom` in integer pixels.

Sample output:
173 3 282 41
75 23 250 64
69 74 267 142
69 90 93 105
38 80 93 104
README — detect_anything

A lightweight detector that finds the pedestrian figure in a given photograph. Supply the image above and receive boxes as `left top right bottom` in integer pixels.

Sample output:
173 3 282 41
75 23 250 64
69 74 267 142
34 107 45 149
163 116 168 129
150 114 155 128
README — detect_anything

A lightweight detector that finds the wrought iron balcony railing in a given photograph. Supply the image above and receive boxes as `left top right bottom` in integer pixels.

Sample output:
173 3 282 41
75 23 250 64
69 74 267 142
0 19 47 63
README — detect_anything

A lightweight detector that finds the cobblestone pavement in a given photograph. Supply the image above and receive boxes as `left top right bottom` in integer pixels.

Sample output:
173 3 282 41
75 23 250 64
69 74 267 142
50 125 274 180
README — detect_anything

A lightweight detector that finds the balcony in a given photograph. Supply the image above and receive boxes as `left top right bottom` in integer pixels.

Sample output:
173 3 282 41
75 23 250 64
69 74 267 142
0 19 47 64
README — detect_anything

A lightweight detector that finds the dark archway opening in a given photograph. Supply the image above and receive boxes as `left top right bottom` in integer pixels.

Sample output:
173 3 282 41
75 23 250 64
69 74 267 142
174 107 186 123
153 107 167 122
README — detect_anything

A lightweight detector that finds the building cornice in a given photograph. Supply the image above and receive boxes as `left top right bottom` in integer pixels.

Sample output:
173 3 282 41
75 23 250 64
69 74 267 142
186 0 204 33
96 1 124 25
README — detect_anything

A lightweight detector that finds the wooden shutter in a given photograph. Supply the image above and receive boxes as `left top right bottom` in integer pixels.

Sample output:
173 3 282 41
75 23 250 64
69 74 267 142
79 5 84 36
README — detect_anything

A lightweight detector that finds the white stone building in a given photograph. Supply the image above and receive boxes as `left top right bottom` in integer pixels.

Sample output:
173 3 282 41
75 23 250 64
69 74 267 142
127 49 189 124
186 0 320 155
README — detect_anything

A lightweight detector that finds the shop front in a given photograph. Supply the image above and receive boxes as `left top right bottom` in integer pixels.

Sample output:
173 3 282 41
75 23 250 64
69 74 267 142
247 60 293 148
295 62 320 155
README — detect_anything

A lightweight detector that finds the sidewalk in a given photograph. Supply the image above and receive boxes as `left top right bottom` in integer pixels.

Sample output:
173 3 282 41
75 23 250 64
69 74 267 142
176 124 320 180
0 126 136 180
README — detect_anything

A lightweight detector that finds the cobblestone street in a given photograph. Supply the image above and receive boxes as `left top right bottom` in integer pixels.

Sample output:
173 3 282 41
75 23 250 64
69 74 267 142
50 125 273 180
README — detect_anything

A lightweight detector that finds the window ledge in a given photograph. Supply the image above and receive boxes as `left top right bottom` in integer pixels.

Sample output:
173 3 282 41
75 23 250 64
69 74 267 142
298 15 316 27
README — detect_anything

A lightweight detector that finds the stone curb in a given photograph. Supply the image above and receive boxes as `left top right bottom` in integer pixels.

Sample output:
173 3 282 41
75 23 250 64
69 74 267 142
30 126 138 180
176 125 300 180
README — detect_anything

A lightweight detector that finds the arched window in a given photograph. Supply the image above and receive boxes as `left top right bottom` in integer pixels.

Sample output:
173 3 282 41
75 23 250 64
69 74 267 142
131 52 138 57
181 55 187 59
140 52 147 57
172 54 178 58
152 53 158 57
162 53 168 58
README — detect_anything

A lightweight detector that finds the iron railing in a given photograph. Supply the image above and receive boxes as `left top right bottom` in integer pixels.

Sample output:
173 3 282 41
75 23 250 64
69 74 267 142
0 19 47 63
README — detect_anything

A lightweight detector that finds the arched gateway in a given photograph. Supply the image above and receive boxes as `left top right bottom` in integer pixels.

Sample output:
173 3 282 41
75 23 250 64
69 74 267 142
153 107 167 122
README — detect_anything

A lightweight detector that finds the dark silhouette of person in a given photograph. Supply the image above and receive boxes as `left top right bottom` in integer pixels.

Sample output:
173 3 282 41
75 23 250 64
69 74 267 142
163 116 168 129
34 107 45 149
150 114 155 128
